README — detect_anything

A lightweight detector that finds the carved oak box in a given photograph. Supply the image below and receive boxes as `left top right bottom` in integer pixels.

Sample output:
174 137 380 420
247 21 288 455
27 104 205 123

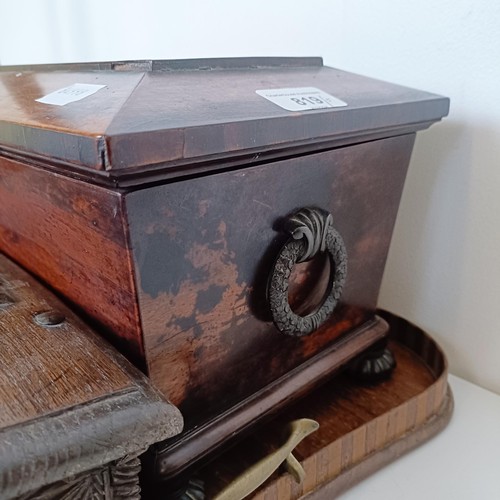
0 58 448 482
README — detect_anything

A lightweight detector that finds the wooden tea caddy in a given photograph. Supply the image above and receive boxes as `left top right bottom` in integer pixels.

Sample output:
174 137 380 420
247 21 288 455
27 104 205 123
0 58 449 489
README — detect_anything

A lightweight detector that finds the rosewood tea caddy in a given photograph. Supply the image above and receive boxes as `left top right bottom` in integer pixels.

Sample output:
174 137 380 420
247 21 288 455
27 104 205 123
0 57 449 486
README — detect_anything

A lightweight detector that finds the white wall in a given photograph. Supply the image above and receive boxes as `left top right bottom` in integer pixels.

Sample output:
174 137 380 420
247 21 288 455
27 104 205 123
329 1 500 396
1 1 499 394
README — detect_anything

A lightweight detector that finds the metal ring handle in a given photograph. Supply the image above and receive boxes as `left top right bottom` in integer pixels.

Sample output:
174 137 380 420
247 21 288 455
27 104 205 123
268 207 347 337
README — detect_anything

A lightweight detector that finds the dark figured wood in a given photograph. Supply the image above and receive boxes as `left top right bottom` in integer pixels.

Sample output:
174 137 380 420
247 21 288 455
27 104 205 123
0 156 144 360
0 58 449 184
0 69 144 171
149 317 388 486
0 58 449 488
133 135 417 483
127 134 415 427
0 253 183 499
200 310 452 499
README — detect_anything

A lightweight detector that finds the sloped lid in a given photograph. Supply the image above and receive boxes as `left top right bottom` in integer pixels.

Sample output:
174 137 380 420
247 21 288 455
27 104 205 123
0 58 449 185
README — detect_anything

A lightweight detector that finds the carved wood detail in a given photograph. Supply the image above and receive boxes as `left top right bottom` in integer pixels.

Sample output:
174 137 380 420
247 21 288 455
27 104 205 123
17 452 143 500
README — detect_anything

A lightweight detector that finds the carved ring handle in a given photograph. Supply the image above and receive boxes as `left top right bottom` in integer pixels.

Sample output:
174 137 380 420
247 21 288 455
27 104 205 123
268 207 347 337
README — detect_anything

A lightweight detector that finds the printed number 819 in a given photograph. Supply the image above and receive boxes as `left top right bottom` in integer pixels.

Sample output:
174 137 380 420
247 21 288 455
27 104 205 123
290 96 325 105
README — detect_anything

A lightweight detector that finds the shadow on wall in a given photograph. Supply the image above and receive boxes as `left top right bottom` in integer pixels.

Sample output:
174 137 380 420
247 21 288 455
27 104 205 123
378 120 471 361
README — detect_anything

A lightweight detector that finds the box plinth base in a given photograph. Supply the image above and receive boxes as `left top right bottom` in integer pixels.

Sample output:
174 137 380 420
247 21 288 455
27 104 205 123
197 310 452 500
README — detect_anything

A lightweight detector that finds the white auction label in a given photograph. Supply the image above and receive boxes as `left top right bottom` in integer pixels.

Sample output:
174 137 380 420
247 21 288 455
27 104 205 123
36 83 106 106
256 87 347 111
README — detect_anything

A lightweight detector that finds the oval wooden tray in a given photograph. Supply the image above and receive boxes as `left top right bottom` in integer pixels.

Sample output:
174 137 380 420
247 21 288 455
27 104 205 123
201 310 452 499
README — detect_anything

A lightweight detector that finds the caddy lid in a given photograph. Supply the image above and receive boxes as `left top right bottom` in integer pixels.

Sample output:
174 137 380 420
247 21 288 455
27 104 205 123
0 57 449 186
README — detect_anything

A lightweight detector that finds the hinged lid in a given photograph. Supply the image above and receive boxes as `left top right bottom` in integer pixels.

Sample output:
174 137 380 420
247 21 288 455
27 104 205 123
0 57 449 186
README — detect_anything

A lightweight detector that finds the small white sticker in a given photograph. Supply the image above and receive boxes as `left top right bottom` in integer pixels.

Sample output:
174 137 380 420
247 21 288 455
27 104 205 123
256 87 347 112
36 83 106 106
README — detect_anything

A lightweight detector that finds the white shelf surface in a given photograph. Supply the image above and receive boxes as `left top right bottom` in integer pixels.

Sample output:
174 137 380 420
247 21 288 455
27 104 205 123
337 375 500 499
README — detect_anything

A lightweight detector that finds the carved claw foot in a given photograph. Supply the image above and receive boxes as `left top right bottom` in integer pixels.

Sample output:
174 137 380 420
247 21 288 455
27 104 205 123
347 339 396 384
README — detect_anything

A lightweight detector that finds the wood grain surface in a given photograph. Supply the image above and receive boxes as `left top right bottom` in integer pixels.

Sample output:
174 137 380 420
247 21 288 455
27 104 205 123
151 316 388 484
0 58 449 181
201 310 451 499
0 156 144 359
0 59 450 494
0 69 144 169
0 252 183 499
127 134 415 427
0 253 132 428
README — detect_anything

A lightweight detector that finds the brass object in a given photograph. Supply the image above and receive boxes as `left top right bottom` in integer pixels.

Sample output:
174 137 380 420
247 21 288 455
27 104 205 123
213 418 319 500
